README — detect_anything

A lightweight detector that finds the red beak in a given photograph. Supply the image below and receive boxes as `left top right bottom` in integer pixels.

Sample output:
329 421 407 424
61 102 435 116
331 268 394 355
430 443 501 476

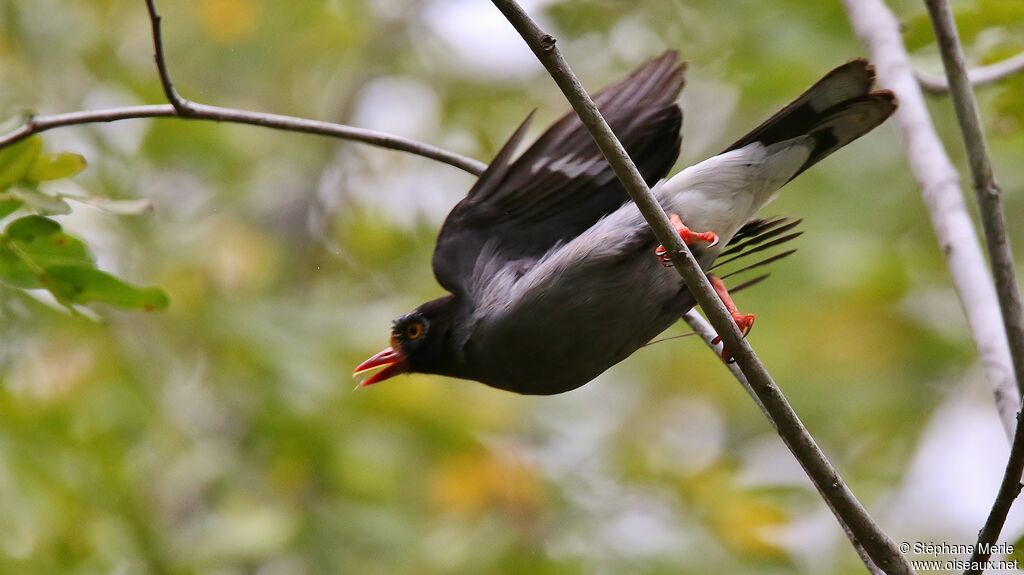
353 346 408 387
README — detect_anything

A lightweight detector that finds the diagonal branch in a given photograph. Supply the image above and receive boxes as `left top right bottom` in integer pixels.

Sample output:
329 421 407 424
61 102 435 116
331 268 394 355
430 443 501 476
681 311 885 575
917 51 1024 94
489 1 913 573
923 1 1024 571
842 0 1019 438
0 1 487 176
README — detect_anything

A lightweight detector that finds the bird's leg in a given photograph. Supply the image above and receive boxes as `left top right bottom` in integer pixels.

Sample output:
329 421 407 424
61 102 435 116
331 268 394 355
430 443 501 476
708 274 755 363
655 213 719 266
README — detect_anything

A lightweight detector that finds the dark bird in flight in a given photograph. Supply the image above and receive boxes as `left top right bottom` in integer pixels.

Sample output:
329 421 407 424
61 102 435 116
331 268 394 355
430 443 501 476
355 51 896 395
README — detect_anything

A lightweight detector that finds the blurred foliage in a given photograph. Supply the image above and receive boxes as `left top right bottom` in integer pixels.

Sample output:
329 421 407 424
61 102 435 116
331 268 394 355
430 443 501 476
0 137 167 312
0 0 1022 574
902 0 1024 134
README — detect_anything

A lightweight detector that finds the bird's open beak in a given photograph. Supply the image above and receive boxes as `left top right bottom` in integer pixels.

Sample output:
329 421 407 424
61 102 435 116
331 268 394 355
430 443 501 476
353 346 408 387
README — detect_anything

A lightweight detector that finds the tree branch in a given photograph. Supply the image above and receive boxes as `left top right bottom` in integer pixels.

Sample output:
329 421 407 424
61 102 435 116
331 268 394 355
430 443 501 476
842 0 1020 438
916 52 1024 94
0 1 487 176
923 1 1024 571
489 1 912 573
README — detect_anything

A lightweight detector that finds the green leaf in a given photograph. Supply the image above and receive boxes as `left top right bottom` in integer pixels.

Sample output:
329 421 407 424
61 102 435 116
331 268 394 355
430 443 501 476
0 137 43 190
45 265 169 311
0 247 39 289
0 199 22 220
5 213 62 237
0 216 167 311
0 215 94 289
26 152 87 182
5 215 93 265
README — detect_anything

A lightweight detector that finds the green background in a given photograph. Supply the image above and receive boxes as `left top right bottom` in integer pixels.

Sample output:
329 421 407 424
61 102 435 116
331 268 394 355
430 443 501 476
2 0 1024 573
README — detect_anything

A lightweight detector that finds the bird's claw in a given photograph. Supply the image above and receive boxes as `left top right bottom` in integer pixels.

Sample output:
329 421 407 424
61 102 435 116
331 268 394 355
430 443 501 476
734 313 755 337
711 312 756 363
655 245 675 267
653 214 719 265
682 229 719 247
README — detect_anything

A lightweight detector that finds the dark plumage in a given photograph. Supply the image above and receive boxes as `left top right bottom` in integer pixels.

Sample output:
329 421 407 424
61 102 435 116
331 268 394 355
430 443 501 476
432 52 685 296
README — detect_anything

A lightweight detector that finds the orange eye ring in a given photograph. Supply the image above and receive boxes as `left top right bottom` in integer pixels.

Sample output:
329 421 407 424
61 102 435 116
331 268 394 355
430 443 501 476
405 321 425 340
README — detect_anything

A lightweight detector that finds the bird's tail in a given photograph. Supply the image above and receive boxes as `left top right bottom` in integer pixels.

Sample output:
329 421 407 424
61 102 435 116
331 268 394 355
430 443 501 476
723 59 897 181
713 215 802 293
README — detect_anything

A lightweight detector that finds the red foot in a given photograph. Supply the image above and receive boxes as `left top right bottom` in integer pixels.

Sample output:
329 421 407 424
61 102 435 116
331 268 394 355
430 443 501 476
655 214 719 266
708 275 756 363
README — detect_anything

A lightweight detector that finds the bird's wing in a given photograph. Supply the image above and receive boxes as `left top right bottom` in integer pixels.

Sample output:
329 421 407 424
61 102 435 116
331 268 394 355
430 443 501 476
432 51 685 296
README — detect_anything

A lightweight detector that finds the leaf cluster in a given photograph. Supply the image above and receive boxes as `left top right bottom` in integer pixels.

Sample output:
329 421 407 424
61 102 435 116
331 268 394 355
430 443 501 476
0 137 167 312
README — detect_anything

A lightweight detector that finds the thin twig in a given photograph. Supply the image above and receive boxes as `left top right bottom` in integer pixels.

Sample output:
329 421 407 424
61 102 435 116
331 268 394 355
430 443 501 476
683 311 885 575
0 3 487 176
489 1 912 573
143 0 189 113
917 51 1024 94
842 0 1019 437
0 105 485 175
923 1 1024 571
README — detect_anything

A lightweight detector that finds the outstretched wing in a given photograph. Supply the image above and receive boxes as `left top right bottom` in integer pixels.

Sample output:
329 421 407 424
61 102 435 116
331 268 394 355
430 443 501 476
433 51 686 296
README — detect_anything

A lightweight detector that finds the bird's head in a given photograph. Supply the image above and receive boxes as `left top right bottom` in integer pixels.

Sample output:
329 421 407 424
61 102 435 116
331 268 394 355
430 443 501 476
353 295 462 387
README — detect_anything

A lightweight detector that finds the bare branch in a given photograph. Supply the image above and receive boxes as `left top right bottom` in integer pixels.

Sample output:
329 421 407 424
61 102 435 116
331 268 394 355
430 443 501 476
843 0 1020 437
922 0 1024 570
683 311 885 575
917 52 1024 94
0 104 486 175
144 0 189 113
489 1 913 573
0 1 487 176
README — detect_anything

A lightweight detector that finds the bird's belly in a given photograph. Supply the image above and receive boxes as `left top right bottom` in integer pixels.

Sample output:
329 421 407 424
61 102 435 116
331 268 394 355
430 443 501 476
660 182 756 246
470 254 686 394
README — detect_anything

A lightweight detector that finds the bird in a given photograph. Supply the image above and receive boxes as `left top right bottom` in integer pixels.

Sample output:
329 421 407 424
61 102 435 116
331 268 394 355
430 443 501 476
354 51 897 395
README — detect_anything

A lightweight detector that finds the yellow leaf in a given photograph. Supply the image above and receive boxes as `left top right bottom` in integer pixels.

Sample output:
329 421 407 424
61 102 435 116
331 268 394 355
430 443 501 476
429 447 543 518
710 494 790 560
26 152 87 182
198 0 259 43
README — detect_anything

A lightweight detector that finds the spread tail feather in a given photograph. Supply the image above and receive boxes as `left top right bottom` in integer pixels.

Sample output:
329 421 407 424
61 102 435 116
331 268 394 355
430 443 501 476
713 216 801 281
724 59 897 179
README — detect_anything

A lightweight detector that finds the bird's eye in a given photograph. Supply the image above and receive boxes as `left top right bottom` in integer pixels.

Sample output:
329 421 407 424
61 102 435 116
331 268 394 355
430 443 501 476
405 321 425 340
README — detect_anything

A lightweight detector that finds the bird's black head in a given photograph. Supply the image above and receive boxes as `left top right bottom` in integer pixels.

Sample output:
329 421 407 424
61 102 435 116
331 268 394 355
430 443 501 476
353 295 463 386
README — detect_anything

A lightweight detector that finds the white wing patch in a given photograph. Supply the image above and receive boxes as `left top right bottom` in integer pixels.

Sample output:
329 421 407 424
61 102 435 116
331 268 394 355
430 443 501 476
530 153 607 179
